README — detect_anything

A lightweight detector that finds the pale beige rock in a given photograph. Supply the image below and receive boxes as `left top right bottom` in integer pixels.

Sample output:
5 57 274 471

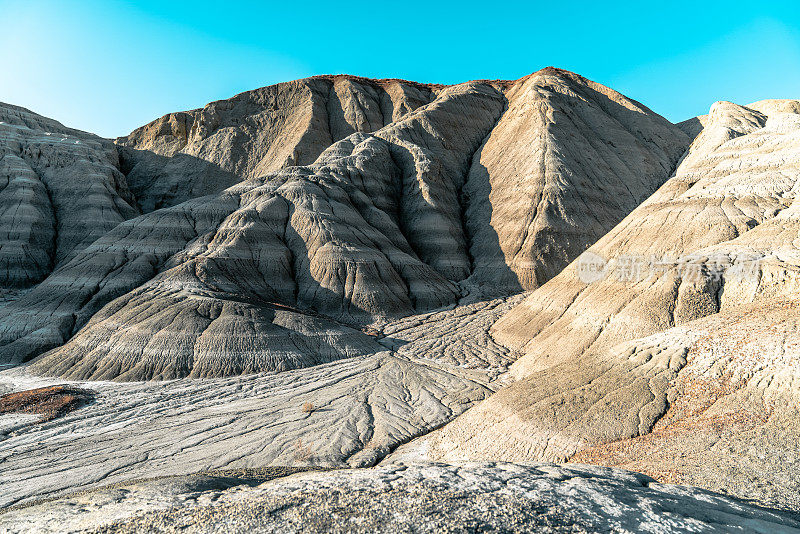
496 99 799 374
427 99 800 511
566 299 800 511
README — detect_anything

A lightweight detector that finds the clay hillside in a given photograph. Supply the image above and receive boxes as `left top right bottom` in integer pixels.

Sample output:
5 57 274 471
1 68 799 530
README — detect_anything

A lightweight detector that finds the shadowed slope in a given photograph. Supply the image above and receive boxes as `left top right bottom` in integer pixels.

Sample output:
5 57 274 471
0 104 138 287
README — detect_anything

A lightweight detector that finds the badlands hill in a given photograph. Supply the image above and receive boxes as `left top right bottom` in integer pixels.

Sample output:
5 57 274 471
0 68 687 377
0 103 137 288
1 68 799 529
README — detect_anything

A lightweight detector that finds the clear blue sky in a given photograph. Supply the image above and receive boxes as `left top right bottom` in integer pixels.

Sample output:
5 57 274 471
2 0 799 138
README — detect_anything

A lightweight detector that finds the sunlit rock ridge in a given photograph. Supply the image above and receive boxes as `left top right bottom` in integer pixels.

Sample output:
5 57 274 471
2 68 799 527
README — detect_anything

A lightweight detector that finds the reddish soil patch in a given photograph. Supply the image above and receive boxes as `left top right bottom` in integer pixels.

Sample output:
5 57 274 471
569 372 767 485
0 385 94 422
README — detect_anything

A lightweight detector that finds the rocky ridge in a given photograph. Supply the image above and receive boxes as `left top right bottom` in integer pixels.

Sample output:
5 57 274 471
116 76 441 212
425 98 800 510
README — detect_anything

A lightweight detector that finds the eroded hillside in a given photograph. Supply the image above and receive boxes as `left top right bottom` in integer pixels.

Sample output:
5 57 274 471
0 68 688 377
425 98 800 510
6 70 797 518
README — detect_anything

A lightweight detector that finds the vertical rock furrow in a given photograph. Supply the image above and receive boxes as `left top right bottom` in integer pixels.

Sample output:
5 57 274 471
377 82 507 282
0 154 55 286
463 69 689 295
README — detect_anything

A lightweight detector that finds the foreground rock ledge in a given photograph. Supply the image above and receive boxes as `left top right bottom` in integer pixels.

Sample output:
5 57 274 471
1 463 796 533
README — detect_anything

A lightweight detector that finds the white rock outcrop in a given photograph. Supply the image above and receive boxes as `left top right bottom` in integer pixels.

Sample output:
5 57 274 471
1 463 795 533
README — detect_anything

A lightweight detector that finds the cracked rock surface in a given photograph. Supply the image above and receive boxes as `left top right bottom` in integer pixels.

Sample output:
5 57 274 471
0 297 520 508
1 463 796 533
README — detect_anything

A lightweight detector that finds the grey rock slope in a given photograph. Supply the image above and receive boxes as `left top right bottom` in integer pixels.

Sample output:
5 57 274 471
0 297 521 508
116 76 439 212
0 68 688 378
1 463 796 533
427 99 800 510
0 103 138 288
20 81 504 378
